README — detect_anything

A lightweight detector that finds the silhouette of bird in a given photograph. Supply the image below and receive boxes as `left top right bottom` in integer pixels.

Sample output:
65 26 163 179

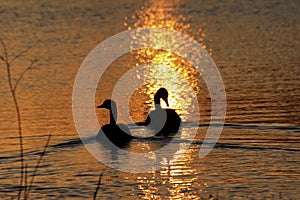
145 88 181 135
96 99 134 148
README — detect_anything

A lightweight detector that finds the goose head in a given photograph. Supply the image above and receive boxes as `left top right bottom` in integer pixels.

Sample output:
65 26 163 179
97 99 118 125
154 88 169 107
97 99 116 110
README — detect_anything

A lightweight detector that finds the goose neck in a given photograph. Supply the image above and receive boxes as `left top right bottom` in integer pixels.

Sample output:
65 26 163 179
109 106 117 125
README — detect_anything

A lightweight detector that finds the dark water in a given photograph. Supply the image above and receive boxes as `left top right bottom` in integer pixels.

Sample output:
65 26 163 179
0 0 299 199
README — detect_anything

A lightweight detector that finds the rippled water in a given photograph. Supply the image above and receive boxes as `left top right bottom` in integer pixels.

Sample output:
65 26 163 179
0 0 299 199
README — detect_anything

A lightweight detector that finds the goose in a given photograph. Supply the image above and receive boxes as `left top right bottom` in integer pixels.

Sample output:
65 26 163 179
96 99 134 148
145 88 181 135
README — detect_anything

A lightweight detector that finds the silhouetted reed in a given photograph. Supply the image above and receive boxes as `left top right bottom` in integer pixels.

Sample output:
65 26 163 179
0 37 51 199
93 172 103 200
24 134 51 199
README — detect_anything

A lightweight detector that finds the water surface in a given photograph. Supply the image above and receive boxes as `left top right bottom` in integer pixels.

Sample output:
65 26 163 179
0 0 299 199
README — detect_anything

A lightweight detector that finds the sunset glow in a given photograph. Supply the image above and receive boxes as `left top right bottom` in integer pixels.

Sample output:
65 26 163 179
125 0 209 120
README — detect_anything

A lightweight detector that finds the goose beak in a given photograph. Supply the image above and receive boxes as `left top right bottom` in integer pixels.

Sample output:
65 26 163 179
97 104 104 108
162 97 169 107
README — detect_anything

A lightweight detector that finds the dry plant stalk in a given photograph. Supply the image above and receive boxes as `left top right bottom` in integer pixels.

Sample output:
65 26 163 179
0 37 51 200
93 172 103 200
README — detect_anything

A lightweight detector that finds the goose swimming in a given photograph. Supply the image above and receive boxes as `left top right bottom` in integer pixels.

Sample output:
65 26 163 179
145 88 181 135
96 99 134 148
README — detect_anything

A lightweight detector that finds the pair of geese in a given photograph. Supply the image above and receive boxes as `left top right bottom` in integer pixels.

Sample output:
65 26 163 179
96 88 181 147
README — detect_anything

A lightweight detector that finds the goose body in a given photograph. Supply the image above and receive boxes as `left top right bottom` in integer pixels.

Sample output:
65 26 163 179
96 99 134 147
145 88 181 135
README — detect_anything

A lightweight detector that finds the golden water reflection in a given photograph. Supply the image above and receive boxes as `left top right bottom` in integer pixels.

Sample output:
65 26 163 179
123 2 211 198
134 146 208 199
125 0 210 122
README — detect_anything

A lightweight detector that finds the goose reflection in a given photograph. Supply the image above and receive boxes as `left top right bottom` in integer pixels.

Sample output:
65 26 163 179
145 88 181 135
96 99 135 148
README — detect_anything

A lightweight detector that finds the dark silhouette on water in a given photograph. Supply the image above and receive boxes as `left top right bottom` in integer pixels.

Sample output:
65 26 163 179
145 88 181 135
96 99 134 148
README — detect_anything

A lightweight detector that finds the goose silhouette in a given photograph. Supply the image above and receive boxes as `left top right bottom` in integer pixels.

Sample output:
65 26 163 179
145 88 181 135
96 99 134 148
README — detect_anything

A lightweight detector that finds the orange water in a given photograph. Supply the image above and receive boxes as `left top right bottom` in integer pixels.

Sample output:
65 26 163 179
0 0 299 199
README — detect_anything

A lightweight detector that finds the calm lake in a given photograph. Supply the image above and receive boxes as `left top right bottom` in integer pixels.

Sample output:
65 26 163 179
0 0 299 199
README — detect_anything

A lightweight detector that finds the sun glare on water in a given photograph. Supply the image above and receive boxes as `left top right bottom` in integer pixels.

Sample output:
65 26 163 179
125 0 210 121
